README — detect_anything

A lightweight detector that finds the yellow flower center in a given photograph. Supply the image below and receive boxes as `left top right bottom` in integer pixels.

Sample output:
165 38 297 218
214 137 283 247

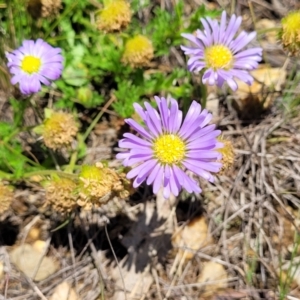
122 35 154 68
125 35 152 54
205 45 233 70
282 11 300 33
153 134 186 165
80 165 103 181
21 55 41 74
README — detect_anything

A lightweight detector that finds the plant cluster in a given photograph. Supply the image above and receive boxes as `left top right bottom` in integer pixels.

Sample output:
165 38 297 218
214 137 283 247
0 0 297 217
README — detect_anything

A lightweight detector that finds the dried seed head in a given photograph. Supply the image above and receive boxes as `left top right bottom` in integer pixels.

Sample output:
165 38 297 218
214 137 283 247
78 163 131 210
42 111 78 150
217 138 234 174
122 35 154 68
0 182 14 214
45 177 78 214
280 11 300 56
96 0 131 33
27 0 62 18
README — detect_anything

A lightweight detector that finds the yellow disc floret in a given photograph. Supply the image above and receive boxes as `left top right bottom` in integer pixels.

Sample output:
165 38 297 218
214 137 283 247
153 134 186 165
96 0 131 33
205 45 233 70
280 11 300 56
21 56 42 74
122 35 154 68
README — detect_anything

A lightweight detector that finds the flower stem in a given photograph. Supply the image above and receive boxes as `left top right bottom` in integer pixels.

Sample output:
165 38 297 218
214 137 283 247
66 97 115 173
200 83 208 109
23 170 78 180
82 96 116 142
65 151 78 173
0 170 13 180
1 141 40 167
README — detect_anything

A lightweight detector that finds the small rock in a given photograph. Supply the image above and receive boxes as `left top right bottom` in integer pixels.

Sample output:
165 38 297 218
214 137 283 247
49 281 79 300
9 243 59 281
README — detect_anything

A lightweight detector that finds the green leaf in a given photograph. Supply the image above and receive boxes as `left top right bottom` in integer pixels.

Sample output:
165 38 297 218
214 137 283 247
0 122 14 138
113 80 142 118
63 63 89 87
187 4 221 32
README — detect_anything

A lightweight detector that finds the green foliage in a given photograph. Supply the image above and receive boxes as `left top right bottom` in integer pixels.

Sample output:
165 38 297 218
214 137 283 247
113 79 142 118
278 231 300 300
0 0 220 181
187 4 221 32
0 121 39 179
146 2 184 56
281 68 300 113
9 97 27 127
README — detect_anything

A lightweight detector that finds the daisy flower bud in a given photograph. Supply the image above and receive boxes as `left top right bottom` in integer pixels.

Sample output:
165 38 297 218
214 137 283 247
181 11 262 91
27 0 62 18
280 11 300 56
45 177 78 214
96 0 131 33
117 96 222 199
122 35 154 68
0 182 14 214
41 110 78 150
6 39 63 95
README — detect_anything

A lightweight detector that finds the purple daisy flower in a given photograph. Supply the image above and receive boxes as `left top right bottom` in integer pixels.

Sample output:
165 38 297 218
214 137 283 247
117 96 222 199
181 11 263 91
6 39 63 95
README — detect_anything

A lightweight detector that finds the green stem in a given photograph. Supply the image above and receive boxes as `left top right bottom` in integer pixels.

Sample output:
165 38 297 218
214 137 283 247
51 215 72 232
29 97 43 121
45 0 79 40
5 125 35 142
82 110 104 142
257 26 281 36
82 97 115 142
23 169 78 179
67 97 115 172
200 82 208 109
28 98 62 169
65 151 78 173
2 141 40 167
0 170 13 180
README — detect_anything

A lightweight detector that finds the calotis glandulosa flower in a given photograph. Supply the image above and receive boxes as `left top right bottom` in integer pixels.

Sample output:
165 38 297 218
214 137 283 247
6 39 63 94
117 96 222 198
181 11 262 91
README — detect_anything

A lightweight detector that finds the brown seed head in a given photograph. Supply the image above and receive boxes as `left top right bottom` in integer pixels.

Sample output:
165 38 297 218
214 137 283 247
42 111 78 150
45 177 78 214
122 35 154 68
96 0 131 33
27 0 62 18
78 163 131 210
217 138 235 174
